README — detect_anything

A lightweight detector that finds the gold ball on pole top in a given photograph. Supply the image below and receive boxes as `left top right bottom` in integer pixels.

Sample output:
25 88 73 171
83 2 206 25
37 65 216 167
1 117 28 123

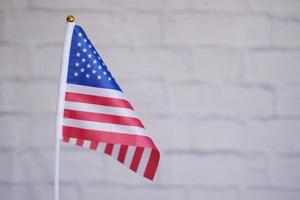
66 15 75 22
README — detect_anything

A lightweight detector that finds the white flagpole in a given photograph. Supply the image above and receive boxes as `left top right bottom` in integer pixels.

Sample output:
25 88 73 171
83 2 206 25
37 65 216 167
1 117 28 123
54 15 75 200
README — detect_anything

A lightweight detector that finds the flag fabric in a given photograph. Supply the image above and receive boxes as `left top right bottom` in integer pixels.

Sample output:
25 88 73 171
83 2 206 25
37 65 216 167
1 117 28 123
56 22 160 180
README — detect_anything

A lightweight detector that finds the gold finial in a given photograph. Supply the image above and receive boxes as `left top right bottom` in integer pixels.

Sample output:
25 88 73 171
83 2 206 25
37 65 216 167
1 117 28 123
66 15 75 23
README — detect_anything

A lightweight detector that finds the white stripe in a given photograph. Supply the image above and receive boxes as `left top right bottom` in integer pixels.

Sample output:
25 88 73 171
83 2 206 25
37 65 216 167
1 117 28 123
98 142 105 152
124 146 135 167
63 118 148 136
66 83 127 100
111 144 121 159
64 101 138 118
82 140 91 149
69 137 77 145
136 148 152 175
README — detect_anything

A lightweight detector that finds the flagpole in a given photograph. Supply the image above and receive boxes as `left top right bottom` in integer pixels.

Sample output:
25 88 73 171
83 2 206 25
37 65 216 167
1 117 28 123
54 15 75 200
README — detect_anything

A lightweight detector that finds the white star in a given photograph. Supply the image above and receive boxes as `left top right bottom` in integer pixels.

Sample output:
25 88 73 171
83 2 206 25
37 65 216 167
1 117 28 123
88 44 92 48
98 65 102 70
86 74 90 78
76 52 80 57
108 77 112 81
92 70 96 74
82 48 87 53
102 61 106 66
103 71 107 75
80 68 85 72
78 32 82 37
93 60 97 64
75 62 79 67
97 75 101 80
88 54 92 58
87 64 91 68
98 56 101 60
83 38 87 43
93 50 96 54
77 42 82 47
74 72 78 77
81 58 86 63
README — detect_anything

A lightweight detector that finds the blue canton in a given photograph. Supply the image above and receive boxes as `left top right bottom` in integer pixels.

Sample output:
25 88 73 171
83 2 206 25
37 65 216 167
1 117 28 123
67 25 122 91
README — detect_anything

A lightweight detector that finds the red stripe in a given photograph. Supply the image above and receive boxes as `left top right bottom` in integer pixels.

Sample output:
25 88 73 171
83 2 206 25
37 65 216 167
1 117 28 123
90 141 99 150
117 145 128 163
130 147 144 172
76 139 84 146
64 109 144 128
65 92 133 109
104 143 114 155
62 126 156 148
143 149 160 180
63 137 70 142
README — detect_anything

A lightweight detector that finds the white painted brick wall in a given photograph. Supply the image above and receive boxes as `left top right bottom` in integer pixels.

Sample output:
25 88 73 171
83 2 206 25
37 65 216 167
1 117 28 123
1 0 300 199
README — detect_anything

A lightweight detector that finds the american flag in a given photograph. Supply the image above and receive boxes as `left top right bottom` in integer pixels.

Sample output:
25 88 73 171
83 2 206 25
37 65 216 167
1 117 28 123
57 23 160 180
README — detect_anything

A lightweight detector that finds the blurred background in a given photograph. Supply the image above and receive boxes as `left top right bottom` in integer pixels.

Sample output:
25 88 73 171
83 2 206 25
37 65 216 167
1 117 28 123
1 0 300 199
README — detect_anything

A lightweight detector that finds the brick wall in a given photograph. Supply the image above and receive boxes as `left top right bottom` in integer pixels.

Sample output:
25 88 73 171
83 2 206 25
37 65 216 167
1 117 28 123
1 0 300 199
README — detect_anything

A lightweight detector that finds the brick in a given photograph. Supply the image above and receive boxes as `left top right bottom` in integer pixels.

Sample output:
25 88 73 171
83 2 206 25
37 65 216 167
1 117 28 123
245 153 268 185
248 0 300 18
26 113 56 148
13 150 53 182
0 151 15 182
167 84 273 116
0 115 30 148
0 79 57 113
0 0 11 8
99 47 192 80
27 80 58 113
4 11 65 44
60 185 81 200
244 188 300 200
144 116 193 151
82 0 163 11
272 20 300 47
192 47 242 82
29 184 81 200
276 86 300 116
165 14 271 46
188 187 240 200
190 0 248 12
12 0 28 8
0 0 28 8
0 45 29 78
120 80 166 113
60 148 105 183
247 119 300 152
29 0 82 9
72 13 114 45
191 120 246 150
161 153 267 186
163 0 189 10
30 45 61 78
0 184 79 200
32 185 53 200
245 50 300 85
83 185 185 200
0 185 13 200
0 80 29 112
0 12 4 40
5 184 30 200
161 154 246 185
270 154 300 187
112 12 161 46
